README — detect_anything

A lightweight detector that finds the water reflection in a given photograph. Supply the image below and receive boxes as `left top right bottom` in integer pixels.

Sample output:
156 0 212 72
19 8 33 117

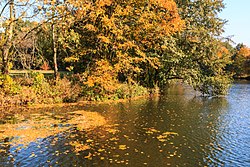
0 82 250 166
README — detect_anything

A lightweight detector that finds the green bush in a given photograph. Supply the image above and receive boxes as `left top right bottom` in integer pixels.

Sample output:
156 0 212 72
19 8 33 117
116 84 149 99
81 83 150 101
0 73 151 106
30 72 46 88
0 74 21 95
198 76 232 96
0 74 82 106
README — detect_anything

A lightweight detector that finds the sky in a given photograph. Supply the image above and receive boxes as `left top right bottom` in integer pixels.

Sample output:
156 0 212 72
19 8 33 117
219 0 250 46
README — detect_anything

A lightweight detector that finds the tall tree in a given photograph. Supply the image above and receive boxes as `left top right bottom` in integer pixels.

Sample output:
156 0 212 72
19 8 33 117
54 0 184 91
162 0 233 95
0 0 14 74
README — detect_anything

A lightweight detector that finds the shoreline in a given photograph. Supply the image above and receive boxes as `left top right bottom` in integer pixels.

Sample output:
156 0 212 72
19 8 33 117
0 93 160 109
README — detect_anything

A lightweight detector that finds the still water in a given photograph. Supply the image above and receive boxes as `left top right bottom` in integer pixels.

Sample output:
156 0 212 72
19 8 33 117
0 81 250 167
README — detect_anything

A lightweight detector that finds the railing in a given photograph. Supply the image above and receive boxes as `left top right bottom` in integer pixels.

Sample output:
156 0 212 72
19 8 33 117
9 70 72 77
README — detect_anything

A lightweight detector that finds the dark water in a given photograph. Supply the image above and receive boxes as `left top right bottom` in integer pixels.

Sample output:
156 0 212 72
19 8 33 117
0 82 250 167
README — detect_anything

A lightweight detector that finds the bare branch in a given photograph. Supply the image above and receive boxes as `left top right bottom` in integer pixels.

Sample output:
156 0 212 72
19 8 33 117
0 0 11 17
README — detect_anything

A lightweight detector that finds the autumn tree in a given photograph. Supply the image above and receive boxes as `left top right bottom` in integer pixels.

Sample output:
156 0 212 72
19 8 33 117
163 0 233 95
231 44 250 77
54 0 184 91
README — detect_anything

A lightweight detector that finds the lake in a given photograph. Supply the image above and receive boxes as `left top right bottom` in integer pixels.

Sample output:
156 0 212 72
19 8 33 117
0 81 250 166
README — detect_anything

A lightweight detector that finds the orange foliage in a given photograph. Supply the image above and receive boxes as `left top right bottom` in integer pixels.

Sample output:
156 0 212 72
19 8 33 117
238 46 250 58
217 46 229 58
153 0 185 34
40 61 50 70
97 0 112 7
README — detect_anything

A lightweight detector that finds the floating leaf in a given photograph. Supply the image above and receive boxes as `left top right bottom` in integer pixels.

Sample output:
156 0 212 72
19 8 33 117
144 127 160 134
119 145 127 150
110 137 119 141
86 139 93 143
162 132 178 136
29 153 36 158
84 152 92 159
98 149 105 152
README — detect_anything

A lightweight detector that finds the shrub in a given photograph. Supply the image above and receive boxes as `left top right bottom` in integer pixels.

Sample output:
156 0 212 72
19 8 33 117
82 83 150 101
52 77 82 102
0 74 21 95
18 86 37 105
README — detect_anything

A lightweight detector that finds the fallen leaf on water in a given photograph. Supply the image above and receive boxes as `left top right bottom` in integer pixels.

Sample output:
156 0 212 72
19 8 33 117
109 137 119 141
98 149 105 152
144 127 160 134
123 135 129 139
70 141 91 152
29 153 36 158
157 131 178 142
86 139 93 143
119 145 127 150
162 132 178 136
0 149 6 153
84 152 92 159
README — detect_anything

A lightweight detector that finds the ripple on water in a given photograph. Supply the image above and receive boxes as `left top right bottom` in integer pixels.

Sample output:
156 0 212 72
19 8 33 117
0 83 250 166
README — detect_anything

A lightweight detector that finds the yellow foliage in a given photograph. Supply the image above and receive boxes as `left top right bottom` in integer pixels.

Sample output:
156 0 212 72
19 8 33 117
84 24 97 32
84 60 119 93
54 0 184 85
98 35 111 44
151 0 185 34
64 57 79 62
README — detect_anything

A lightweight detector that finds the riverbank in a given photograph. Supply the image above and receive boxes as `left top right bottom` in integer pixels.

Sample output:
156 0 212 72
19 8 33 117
0 73 159 107
234 75 250 80
0 94 159 110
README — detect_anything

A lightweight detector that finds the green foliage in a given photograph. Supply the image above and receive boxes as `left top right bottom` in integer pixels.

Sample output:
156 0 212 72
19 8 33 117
0 74 21 95
82 83 149 101
156 0 233 96
230 44 250 78
116 84 149 99
30 72 46 87
196 75 232 96
0 74 82 106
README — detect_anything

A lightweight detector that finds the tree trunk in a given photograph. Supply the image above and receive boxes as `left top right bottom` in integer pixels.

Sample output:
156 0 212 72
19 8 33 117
1 0 14 74
1 46 10 74
52 23 58 81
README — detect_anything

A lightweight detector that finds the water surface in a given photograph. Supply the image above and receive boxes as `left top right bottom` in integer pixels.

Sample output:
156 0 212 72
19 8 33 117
0 82 249 166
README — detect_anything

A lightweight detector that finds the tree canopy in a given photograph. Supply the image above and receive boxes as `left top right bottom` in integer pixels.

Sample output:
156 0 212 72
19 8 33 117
0 0 238 96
